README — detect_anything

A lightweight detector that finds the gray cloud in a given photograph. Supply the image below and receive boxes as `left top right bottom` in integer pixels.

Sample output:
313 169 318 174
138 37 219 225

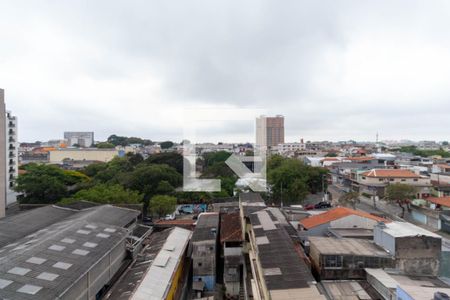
1 0 450 142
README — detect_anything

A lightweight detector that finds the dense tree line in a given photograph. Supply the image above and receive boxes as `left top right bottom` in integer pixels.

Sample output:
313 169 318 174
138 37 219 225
15 151 329 215
399 146 450 158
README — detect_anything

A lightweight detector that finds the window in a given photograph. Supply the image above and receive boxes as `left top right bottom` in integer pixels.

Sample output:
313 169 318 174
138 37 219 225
324 255 343 269
401 179 406 182
414 179 418 182
198 262 202 267
362 176 366 180
389 178 394 181
379 179 383 182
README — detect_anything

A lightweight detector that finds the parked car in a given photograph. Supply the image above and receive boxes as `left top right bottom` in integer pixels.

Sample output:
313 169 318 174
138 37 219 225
164 213 176 220
314 201 332 209
304 204 315 210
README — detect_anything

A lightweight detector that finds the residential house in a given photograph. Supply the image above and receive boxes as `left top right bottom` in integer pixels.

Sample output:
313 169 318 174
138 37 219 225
299 207 388 236
357 169 431 198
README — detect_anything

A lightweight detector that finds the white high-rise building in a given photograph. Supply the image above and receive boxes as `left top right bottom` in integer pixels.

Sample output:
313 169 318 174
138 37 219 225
0 90 6 218
6 111 18 206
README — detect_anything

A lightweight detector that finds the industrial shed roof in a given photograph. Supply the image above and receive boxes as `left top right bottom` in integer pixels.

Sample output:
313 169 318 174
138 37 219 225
0 205 140 300
249 208 316 292
308 237 392 257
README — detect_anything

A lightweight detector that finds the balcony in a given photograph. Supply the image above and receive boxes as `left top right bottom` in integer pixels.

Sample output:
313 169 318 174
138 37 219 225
8 145 15 150
8 122 15 128
9 137 15 143
9 167 15 173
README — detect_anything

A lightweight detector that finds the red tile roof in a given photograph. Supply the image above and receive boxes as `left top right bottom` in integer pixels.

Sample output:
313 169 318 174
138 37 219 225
299 207 388 229
361 169 420 178
220 212 242 243
426 197 450 208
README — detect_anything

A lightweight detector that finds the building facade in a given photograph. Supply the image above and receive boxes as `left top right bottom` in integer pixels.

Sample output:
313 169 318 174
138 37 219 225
5 111 18 206
0 90 5 218
191 213 219 294
255 115 284 148
64 131 94 147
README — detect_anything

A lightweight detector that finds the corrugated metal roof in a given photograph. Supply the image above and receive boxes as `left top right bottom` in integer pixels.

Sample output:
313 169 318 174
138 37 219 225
0 205 140 300
131 227 192 300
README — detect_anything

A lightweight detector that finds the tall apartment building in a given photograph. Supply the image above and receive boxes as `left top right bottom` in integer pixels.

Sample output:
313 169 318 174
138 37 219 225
256 115 285 148
64 131 94 147
0 90 6 218
6 111 18 205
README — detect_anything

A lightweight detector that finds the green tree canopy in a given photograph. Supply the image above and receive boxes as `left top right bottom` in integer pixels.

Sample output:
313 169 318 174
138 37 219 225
123 164 182 204
267 156 328 205
159 141 174 149
15 164 89 204
95 142 116 148
60 184 143 205
149 195 177 217
145 152 183 174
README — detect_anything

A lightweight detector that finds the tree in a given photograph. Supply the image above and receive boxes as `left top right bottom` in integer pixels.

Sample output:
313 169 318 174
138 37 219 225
124 164 182 210
145 152 183 174
60 184 143 204
325 152 338 157
96 142 115 148
385 183 417 218
267 156 328 205
338 191 360 209
159 141 174 149
149 195 177 217
15 164 89 204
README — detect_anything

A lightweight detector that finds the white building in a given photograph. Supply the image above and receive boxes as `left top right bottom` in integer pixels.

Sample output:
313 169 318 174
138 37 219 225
5 111 18 205
277 142 306 156
64 131 94 147
0 90 5 218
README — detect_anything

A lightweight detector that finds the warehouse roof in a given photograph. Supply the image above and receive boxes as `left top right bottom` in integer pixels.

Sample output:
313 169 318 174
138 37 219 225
0 205 140 300
249 208 316 291
308 237 392 257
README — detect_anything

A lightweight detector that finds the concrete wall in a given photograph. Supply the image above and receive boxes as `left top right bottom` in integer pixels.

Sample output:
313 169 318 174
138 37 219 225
192 240 217 291
395 236 441 276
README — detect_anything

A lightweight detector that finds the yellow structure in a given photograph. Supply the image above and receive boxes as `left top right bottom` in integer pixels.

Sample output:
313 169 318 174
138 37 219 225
49 148 119 163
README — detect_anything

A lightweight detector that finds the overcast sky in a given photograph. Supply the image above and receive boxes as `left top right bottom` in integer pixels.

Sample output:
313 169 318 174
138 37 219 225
1 1 450 143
